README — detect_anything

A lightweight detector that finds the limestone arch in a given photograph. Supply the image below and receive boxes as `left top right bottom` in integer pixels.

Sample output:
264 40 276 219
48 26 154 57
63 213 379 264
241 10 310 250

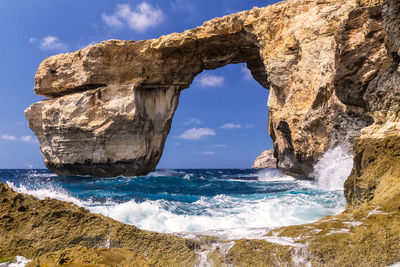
26 0 386 178
26 28 274 177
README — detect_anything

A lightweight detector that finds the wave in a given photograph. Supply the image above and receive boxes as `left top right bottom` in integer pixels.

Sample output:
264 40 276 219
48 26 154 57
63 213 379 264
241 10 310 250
7 182 93 207
256 169 295 182
87 192 344 237
7 181 343 238
311 146 354 191
27 170 57 179
146 169 189 178
0 256 31 267
4 162 348 240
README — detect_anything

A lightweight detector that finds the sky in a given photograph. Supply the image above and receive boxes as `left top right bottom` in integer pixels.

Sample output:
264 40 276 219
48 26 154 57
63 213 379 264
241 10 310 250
0 0 279 169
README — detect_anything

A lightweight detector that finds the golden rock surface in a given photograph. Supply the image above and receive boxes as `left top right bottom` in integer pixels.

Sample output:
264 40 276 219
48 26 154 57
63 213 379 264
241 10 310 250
26 0 389 177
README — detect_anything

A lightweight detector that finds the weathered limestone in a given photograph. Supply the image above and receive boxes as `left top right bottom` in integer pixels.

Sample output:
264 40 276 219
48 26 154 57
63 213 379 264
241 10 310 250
252 150 277 169
25 84 180 177
0 183 198 266
345 0 400 207
26 0 388 177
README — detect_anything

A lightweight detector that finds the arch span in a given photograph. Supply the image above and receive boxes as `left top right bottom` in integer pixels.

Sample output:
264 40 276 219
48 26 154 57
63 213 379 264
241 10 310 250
25 0 389 177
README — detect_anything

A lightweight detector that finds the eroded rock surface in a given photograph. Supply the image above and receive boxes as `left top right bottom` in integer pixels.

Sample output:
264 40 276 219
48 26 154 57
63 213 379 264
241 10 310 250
252 149 277 169
0 183 198 266
345 0 400 207
26 0 388 177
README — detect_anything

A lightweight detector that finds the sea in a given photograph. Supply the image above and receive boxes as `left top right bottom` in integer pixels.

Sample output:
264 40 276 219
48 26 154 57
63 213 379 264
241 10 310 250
0 146 353 240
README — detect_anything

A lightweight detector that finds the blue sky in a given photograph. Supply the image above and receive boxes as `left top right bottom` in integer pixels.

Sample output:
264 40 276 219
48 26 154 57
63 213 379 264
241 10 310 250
0 0 278 169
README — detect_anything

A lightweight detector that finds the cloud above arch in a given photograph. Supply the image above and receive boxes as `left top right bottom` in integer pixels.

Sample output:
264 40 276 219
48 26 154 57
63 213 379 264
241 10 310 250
177 128 216 140
197 74 225 87
103 2 164 32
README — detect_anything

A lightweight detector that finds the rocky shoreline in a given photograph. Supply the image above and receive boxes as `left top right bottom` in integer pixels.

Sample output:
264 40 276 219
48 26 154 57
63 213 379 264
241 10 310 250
1 172 400 266
0 183 198 266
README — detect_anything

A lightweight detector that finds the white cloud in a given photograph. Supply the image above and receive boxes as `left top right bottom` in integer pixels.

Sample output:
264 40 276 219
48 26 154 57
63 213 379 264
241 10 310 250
170 0 195 13
103 2 164 32
213 144 227 148
1 134 38 143
219 123 241 129
241 66 253 80
197 74 225 87
29 37 36 44
185 117 202 125
200 151 216 155
1 135 17 141
177 128 216 140
102 13 124 28
20 136 38 143
38 36 68 51
245 124 255 128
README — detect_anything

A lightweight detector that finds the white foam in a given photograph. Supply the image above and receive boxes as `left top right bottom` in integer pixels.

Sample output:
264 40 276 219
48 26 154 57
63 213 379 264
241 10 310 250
326 229 351 235
292 248 312 267
311 146 354 191
256 169 295 182
260 236 307 248
27 171 57 179
196 250 212 267
8 181 344 238
6 167 345 239
367 208 390 217
87 193 343 237
196 241 235 267
146 169 186 177
343 221 363 227
189 227 270 240
0 256 31 267
7 182 92 207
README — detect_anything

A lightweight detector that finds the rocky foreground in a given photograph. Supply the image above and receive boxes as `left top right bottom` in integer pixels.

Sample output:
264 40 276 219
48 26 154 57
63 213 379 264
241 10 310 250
0 183 198 266
1 174 400 266
6 0 400 265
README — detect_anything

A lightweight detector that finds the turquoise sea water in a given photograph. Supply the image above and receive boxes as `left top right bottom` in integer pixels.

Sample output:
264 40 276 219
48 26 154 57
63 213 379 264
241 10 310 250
0 165 347 239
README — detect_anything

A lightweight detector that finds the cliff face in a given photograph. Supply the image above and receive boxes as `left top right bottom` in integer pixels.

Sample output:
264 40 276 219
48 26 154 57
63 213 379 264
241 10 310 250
26 0 387 178
345 0 400 207
252 150 277 169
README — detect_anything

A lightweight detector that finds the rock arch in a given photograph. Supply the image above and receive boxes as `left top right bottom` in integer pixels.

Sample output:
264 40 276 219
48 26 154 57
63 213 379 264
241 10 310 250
26 0 391 177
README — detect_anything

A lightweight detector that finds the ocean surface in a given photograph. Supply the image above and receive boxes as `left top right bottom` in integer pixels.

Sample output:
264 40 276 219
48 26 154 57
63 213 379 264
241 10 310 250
0 147 353 240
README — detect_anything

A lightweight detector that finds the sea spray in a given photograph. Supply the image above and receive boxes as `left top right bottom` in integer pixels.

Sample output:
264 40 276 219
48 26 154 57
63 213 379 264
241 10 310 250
256 168 295 182
311 146 354 191
2 168 346 239
0 256 31 267
6 182 93 207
